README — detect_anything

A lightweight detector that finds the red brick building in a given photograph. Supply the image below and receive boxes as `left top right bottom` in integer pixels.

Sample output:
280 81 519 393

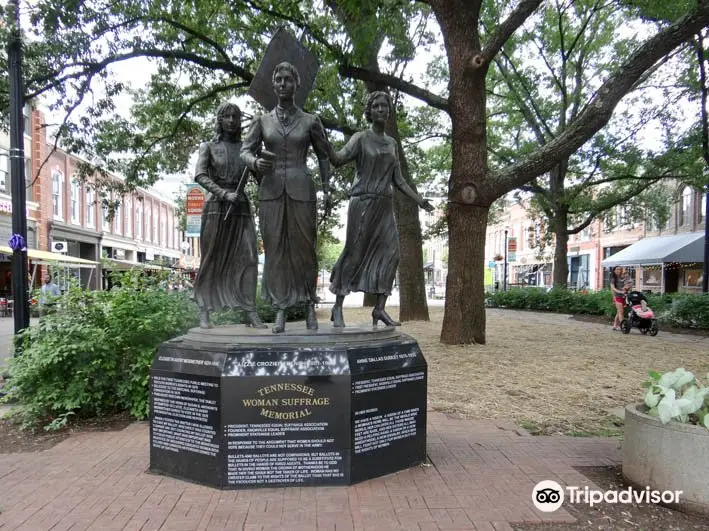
1 104 182 292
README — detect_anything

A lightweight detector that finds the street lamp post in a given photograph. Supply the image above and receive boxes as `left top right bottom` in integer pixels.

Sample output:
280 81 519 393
7 0 30 335
503 229 508 292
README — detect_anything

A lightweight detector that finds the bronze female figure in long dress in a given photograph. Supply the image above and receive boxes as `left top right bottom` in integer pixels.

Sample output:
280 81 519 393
328 91 434 328
241 62 331 333
192 102 266 330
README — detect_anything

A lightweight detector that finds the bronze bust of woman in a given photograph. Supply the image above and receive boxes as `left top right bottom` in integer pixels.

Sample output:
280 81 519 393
192 102 266 330
327 91 434 328
241 61 331 333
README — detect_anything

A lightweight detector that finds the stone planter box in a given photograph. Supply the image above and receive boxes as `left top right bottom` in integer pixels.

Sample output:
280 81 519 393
623 403 709 516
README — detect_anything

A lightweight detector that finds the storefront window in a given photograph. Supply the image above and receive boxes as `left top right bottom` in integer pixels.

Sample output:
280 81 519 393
683 269 703 288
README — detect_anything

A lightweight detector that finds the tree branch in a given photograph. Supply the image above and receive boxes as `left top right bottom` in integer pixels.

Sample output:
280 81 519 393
568 179 660 233
318 116 358 136
127 82 250 182
495 53 554 141
491 1 709 195
518 178 549 197
568 212 598 235
244 0 344 59
157 17 238 68
480 0 543 64
25 48 250 101
568 170 683 193
403 133 451 146
29 73 99 188
338 65 450 112
531 36 565 107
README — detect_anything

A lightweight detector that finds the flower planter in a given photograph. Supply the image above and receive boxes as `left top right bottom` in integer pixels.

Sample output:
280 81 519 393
623 403 709 516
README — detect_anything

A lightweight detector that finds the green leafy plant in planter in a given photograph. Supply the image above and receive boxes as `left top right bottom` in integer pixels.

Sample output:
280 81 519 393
642 368 709 429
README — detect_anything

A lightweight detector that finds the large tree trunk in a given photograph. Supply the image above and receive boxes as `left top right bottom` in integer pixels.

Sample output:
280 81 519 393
552 211 569 288
549 163 569 288
441 203 489 344
435 1 490 344
388 124 429 321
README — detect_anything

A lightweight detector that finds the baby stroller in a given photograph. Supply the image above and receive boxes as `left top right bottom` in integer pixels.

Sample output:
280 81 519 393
620 290 658 336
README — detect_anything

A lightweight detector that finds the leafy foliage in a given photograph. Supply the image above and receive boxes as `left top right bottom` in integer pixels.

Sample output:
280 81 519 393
317 235 344 272
643 368 709 428
622 0 700 24
662 294 709 329
2 272 198 429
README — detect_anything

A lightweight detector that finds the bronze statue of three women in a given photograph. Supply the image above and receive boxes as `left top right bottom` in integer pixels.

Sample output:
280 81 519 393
192 64 433 333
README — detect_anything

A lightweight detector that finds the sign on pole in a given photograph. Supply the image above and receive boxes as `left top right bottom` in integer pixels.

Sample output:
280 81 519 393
185 184 206 237
508 237 517 262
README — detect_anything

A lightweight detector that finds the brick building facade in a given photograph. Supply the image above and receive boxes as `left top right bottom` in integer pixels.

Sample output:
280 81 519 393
1 104 183 292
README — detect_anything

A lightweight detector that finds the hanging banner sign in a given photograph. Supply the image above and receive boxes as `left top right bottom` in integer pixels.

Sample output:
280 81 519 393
185 184 206 237
508 237 517 262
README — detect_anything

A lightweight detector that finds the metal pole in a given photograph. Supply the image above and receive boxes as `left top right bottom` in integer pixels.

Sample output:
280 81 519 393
703 183 708 293
7 0 30 336
503 229 508 291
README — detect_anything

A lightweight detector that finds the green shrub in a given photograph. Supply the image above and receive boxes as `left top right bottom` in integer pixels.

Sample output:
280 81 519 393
662 294 709 329
3 271 198 429
487 288 709 329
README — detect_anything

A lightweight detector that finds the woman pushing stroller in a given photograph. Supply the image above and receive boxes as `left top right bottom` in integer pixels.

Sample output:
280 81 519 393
610 266 629 331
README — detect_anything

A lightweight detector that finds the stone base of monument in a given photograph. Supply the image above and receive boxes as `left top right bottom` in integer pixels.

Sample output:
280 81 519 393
149 323 427 488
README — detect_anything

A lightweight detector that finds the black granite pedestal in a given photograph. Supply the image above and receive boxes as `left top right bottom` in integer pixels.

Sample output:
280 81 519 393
149 323 427 488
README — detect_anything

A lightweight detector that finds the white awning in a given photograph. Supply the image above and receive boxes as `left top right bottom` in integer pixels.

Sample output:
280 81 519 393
0 246 99 268
103 258 170 271
600 232 705 267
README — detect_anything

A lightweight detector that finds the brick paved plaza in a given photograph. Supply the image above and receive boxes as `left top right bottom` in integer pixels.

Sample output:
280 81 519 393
0 412 620 530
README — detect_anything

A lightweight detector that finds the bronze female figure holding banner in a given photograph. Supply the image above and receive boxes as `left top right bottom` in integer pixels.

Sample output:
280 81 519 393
192 102 266 330
241 61 331 334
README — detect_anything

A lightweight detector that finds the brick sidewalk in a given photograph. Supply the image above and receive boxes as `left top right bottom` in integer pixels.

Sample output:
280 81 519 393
0 412 620 530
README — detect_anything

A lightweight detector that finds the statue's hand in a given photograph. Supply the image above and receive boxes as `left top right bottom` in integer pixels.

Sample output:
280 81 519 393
255 157 274 173
420 199 435 212
323 188 334 211
318 188 334 228
224 192 240 203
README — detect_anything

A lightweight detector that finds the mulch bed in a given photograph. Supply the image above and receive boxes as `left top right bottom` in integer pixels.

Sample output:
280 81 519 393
0 411 133 454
